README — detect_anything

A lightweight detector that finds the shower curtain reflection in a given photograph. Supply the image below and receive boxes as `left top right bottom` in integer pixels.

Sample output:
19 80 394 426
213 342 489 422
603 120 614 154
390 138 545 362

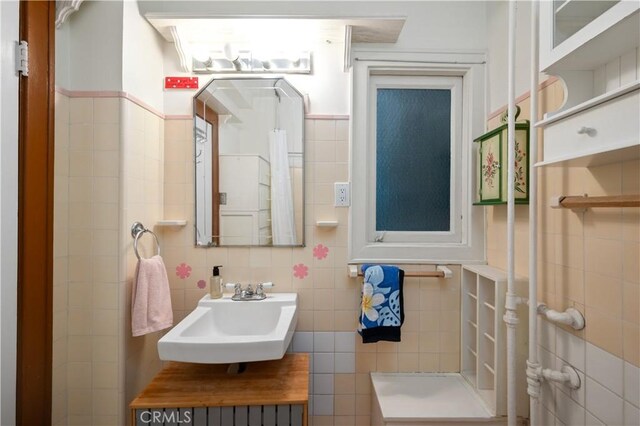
269 129 297 245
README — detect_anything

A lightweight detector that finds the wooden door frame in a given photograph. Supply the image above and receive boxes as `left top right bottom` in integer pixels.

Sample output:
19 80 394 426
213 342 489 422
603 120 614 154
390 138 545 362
195 100 220 246
17 1 55 424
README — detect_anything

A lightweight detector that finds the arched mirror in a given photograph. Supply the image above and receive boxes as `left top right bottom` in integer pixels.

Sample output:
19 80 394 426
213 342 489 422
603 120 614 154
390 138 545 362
193 78 305 247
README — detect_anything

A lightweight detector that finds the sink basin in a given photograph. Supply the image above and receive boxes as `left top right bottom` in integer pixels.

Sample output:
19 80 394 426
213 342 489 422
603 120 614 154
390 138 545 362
158 293 298 364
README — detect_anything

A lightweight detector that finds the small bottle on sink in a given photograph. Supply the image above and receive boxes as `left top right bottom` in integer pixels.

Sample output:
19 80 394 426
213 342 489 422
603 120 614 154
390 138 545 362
210 265 223 299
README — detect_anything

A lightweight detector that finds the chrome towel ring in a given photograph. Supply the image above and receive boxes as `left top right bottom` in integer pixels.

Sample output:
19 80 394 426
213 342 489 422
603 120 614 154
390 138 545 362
131 221 160 260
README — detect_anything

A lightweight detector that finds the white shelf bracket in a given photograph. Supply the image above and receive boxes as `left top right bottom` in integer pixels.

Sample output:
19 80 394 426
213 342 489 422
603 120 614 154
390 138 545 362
347 264 359 278
436 265 453 279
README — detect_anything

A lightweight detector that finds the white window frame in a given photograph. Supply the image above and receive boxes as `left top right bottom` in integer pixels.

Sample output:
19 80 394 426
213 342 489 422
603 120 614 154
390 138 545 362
349 50 486 264
369 75 462 244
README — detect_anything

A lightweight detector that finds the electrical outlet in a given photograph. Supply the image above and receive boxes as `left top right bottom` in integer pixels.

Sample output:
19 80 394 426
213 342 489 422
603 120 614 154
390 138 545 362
334 182 350 207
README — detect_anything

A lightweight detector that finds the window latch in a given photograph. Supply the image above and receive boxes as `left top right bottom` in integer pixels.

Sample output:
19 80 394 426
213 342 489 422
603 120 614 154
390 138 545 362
374 232 385 242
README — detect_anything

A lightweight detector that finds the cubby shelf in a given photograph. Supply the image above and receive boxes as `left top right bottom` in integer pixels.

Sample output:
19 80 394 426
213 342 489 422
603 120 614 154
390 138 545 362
461 264 529 418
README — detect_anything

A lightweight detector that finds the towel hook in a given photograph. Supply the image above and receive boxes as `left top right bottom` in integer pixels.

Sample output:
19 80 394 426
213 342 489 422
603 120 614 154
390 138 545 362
131 221 160 260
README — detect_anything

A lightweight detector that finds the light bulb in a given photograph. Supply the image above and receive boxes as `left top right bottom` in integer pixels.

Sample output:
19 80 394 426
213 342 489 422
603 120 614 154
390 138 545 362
223 42 238 61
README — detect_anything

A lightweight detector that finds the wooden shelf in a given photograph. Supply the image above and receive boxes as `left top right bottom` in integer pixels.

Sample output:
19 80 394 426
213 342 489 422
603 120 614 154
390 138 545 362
467 346 477 358
467 292 478 300
483 332 495 343
468 320 477 329
130 354 309 409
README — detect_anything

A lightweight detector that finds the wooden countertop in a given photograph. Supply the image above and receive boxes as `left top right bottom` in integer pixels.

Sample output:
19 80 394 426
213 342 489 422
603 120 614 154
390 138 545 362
130 354 309 409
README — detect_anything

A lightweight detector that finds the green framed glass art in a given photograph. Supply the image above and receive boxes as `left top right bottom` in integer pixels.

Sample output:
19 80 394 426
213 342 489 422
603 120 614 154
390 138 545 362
474 109 530 205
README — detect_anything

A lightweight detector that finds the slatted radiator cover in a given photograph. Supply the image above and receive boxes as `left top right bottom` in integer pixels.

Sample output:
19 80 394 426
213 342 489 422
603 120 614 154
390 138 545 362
135 405 305 426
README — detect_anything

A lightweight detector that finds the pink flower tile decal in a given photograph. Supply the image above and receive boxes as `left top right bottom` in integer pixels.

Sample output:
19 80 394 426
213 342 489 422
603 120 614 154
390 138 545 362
197 279 206 289
176 263 192 279
293 263 309 279
313 244 329 260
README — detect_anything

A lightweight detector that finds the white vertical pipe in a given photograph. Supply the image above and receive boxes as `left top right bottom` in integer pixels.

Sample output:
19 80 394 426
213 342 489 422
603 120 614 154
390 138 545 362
529 1 540 425
505 1 519 426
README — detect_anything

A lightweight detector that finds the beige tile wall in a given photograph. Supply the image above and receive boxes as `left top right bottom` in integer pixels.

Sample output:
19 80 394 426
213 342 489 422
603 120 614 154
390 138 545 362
53 92 70 426
485 80 640 367
62 96 122 425
121 99 165 422
54 94 166 426
162 118 462 426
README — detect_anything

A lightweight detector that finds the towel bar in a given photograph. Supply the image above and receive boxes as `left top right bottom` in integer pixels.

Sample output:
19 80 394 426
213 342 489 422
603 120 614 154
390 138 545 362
347 264 452 279
550 194 640 209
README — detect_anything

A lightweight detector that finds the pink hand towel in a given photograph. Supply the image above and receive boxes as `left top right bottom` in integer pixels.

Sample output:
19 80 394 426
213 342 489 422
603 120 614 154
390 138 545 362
131 255 173 337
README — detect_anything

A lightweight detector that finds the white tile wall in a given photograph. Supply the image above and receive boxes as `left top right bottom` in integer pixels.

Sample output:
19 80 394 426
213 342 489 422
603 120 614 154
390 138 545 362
539 317 556 353
335 331 356 352
556 356 585 407
586 377 624 425
586 343 624 397
540 404 556 426
555 387 585 425
313 394 333 416
585 411 604 426
536 318 640 426
314 332 335 352
289 331 357 416
335 353 356 374
313 374 334 395
314 353 335 374
624 362 640 407
292 332 313 353
556 328 585 371
624 401 640 426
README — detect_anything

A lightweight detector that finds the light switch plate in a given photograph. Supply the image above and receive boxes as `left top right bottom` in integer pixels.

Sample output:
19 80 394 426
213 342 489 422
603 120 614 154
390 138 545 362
334 182 350 207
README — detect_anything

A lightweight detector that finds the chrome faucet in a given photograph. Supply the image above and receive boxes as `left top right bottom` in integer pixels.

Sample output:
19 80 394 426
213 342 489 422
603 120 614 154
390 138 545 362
242 284 255 298
230 282 272 301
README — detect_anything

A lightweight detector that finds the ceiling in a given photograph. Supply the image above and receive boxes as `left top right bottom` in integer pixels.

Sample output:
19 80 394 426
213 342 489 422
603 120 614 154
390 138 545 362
147 17 406 48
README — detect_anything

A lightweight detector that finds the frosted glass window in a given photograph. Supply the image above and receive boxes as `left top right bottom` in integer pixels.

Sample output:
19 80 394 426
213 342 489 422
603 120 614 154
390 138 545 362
376 89 451 232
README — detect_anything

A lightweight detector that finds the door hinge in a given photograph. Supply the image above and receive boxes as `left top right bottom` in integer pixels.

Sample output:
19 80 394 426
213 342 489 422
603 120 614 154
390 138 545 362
16 41 28 76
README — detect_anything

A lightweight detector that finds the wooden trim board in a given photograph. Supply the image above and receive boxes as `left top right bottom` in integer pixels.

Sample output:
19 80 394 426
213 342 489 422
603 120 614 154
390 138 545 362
17 1 55 424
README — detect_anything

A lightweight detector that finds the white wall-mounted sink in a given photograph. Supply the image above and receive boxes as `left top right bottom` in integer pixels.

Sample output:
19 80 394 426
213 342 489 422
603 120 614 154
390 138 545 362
158 293 298 364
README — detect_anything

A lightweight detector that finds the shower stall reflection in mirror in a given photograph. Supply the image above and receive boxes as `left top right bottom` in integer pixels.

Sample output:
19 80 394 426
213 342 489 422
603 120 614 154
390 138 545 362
192 78 305 247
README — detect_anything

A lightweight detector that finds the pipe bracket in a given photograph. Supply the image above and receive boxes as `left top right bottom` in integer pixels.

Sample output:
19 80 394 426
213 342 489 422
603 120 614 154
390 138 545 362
503 310 519 327
537 304 585 330
526 360 542 398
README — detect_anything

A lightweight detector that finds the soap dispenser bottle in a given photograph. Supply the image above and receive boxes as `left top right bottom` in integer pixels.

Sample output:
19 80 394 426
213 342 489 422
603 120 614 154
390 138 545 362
210 265 223 299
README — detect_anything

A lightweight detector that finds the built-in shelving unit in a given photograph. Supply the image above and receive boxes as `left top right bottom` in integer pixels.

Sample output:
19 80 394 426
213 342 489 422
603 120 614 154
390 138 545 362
461 265 529 418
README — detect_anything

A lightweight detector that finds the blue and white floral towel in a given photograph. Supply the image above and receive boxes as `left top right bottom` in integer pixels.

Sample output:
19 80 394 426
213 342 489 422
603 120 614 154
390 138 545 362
358 265 405 343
